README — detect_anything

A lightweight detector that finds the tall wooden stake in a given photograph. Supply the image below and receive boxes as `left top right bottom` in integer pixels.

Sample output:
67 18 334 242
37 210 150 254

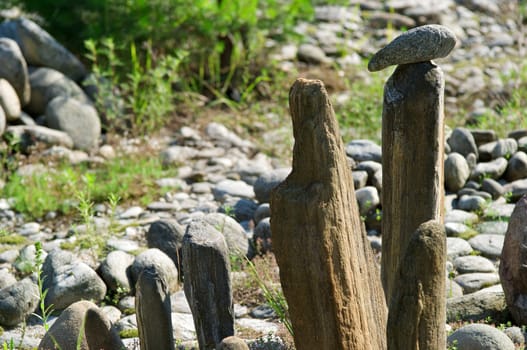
381 62 445 304
271 78 387 350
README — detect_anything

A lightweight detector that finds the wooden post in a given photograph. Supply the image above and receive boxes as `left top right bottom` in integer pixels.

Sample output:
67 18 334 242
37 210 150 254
136 266 175 350
387 220 446 349
270 78 387 350
381 61 445 304
182 219 234 350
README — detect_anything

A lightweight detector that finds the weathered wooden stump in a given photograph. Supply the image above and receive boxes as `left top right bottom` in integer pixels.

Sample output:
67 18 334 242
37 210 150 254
499 195 527 325
380 60 445 303
270 78 387 350
368 24 455 350
387 220 446 350
135 266 175 350
38 300 124 350
182 219 234 350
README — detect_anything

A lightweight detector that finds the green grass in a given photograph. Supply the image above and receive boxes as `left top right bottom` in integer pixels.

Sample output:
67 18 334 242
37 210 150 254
2 153 175 220
0 231 26 245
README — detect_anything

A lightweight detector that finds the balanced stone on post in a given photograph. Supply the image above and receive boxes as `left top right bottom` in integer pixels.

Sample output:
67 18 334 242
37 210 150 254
368 24 457 72
270 78 387 350
368 25 456 350
368 24 455 349
182 219 234 350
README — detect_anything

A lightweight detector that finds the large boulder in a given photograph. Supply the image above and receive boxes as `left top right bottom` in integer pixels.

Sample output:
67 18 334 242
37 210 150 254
26 67 91 116
0 37 30 105
45 96 101 150
447 323 515 350
0 277 39 327
0 18 86 81
500 195 527 325
42 249 107 310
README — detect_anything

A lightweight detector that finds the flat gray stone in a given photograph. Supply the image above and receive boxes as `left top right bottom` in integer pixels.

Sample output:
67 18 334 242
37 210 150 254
476 221 508 236
6 125 74 149
447 237 473 259
445 222 477 238
445 209 479 224
471 129 497 146
481 178 504 200
446 287 507 323
345 139 382 162
468 234 504 259
447 323 515 350
454 272 500 293
212 179 255 201
484 202 515 220
454 255 496 274
491 138 518 160
470 157 508 181
368 24 457 72
297 43 331 65
457 195 486 212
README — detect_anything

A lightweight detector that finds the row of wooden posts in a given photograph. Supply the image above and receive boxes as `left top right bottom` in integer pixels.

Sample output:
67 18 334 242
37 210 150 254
271 59 446 350
135 60 447 350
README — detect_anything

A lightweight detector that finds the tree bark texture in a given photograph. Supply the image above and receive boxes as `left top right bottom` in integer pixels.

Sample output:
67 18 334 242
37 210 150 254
499 195 527 325
182 219 234 350
387 220 446 350
136 266 175 350
270 78 387 350
381 62 445 304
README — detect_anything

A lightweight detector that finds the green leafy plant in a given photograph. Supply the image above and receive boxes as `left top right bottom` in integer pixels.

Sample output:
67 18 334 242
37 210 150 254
1 339 14 350
85 38 183 135
246 258 293 336
32 242 54 332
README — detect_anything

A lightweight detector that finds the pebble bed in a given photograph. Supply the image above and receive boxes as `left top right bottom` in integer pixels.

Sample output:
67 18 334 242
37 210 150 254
0 0 526 349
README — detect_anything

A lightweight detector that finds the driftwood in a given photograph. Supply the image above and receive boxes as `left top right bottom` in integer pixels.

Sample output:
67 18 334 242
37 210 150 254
270 78 387 350
387 220 446 350
182 219 234 350
381 61 445 303
135 266 175 350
